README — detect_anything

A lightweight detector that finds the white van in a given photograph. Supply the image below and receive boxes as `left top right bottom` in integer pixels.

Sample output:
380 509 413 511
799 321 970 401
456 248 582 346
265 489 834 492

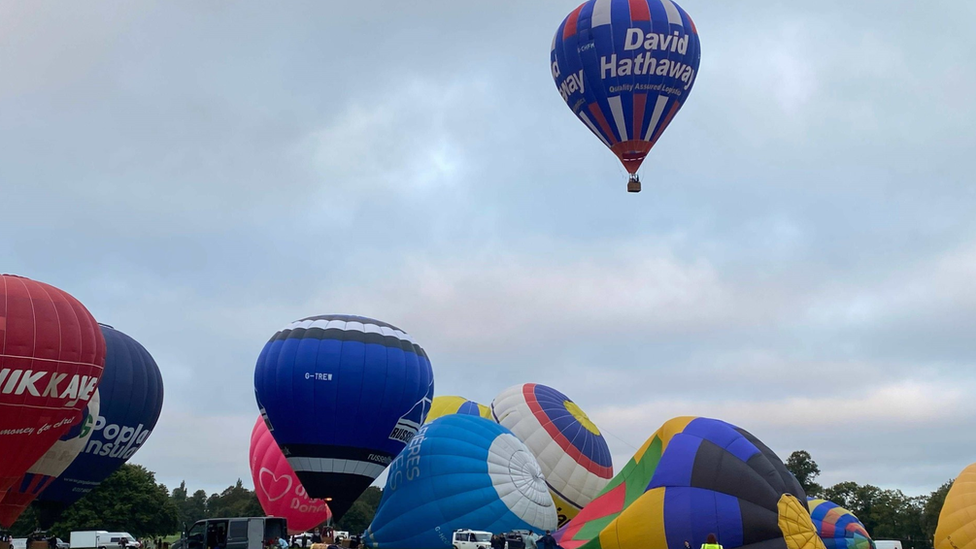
451 530 492 549
70 532 139 549
875 541 903 549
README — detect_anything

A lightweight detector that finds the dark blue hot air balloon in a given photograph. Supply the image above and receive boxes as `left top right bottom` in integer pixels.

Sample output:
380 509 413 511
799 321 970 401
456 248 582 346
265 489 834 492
35 324 164 523
253 314 434 520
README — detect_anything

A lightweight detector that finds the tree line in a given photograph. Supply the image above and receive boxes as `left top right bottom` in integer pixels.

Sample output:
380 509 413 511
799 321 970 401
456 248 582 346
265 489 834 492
785 451 952 549
9 465 380 539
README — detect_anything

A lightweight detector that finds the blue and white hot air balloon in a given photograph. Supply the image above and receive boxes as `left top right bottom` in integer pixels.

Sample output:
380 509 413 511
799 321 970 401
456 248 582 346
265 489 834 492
365 415 558 549
253 314 434 520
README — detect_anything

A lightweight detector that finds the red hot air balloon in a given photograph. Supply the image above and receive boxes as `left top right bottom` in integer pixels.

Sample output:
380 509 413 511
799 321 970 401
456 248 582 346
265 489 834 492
250 417 332 534
0 275 106 497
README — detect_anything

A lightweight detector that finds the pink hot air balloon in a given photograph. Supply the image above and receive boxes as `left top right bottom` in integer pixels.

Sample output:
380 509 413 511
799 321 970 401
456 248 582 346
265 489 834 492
249 417 331 534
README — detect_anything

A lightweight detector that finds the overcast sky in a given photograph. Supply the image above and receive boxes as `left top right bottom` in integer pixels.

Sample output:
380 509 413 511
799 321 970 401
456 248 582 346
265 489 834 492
2 1 975 498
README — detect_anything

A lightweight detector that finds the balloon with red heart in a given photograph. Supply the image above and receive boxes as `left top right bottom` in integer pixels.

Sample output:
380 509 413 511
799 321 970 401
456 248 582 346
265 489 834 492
249 417 331 533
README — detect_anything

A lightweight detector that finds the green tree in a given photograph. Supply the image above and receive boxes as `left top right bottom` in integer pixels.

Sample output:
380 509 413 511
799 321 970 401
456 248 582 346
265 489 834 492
785 450 823 498
335 487 382 535
47 464 180 538
922 480 953 544
205 480 263 519
170 482 208 527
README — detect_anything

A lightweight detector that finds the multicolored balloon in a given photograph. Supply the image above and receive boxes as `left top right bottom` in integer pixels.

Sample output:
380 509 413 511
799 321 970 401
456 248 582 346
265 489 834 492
254 314 434 520
491 383 613 526
36 324 164 524
425 396 491 423
551 0 702 192
558 416 825 549
0 275 106 497
935 463 976 549
250 417 332 534
365 415 557 549
0 392 100 526
808 499 874 549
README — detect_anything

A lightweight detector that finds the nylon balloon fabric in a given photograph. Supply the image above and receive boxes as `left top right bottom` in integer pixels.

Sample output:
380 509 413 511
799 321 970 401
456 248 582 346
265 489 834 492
36 324 164 525
364 415 557 549
551 0 701 177
935 463 976 549
253 314 434 520
0 275 106 497
425 395 492 423
807 499 875 549
0 392 100 526
491 383 613 526
558 416 826 549
250 417 332 534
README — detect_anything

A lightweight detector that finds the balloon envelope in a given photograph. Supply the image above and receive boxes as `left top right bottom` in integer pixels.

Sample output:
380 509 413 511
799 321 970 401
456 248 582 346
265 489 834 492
559 416 825 549
425 396 491 423
491 383 613 526
935 463 976 549
0 275 106 496
550 0 702 179
365 415 557 549
36 324 164 522
0 392 100 526
250 417 332 534
253 314 434 520
807 498 874 549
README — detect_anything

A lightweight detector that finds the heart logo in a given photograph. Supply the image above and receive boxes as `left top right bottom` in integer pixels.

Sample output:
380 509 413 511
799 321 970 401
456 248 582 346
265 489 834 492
259 467 293 502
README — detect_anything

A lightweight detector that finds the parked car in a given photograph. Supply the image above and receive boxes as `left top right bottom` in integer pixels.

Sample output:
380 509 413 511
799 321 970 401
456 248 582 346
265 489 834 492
503 532 524 549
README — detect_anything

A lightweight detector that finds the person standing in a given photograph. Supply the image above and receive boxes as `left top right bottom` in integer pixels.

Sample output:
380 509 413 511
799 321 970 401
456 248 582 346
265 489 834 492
700 534 723 549
537 531 557 549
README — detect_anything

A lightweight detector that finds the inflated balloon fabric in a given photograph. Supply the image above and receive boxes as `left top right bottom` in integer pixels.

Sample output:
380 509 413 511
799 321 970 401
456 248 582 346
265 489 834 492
0 275 105 497
0 392 100 526
551 0 701 176
935 463 976 549
254 314 434 520
807 498 874 549
425 396 492 423
492 383 613 525
558 416 826 549
250 417 332 534
36 324 164 524
365 415 557 549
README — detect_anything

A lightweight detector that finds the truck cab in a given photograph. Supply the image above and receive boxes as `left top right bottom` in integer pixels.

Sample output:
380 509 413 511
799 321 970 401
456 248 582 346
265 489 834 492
451 530 492 549
185 517 288 549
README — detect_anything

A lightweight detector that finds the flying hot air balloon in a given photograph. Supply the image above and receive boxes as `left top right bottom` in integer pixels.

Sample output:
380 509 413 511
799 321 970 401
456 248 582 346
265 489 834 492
551 0 702 192
250 417 332 534
424 396 492 423
935 463 976 549
365 415 557 549
491 383 613 526
253 314 434 520
0 392 100 526
557 416 825 549
0 274 106 497
36 324 164 525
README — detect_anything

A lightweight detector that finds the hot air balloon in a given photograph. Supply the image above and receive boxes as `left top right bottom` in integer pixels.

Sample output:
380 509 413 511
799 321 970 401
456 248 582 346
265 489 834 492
364 415 557 549
935 463 976 549
0 392 100 526
35 324 163 525
551 0 702 192
558 416 825 549
807 499 874 549
0 274 106 497
491 383 613 526
425 396 491 423
253 314 434 520
250 417 332 534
